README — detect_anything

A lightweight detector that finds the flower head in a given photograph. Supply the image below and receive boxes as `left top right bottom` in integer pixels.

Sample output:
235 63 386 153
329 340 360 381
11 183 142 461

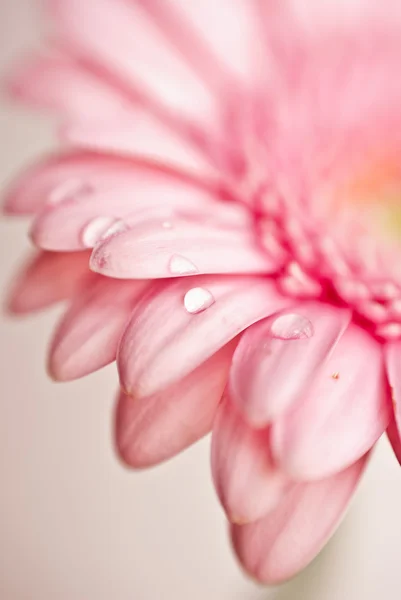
5 0 401 584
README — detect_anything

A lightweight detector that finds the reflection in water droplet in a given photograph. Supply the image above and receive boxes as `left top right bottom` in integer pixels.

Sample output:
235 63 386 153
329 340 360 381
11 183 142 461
184 287 215 314
270 313 314 340
48 179 91 205
168 254 199 275
81 216 121 248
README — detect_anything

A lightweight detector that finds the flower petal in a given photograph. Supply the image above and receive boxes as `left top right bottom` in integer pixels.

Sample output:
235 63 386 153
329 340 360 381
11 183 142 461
29 174 221 251
63 112 215 179
48 0 215 120
116 342 235 468
3 151 216 216
384 341 401 464
211 395 290 524
49 278 148 381
231 453 369 584
90 216 278 279
7 251 90 314
7 52 128 120
272 324 390 479
118 276 289 399
230 304 351 427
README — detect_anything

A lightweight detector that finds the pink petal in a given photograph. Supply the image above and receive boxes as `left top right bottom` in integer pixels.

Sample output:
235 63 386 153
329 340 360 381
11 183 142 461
63 113 215 178
384 341 401 464
138 0 260 85
7 251 90 314
118 276 289 399
272 324 390 479
7 52 128 120
48 0 215 120
116 342 235 468
230 304 351 427
211 395 290 524
29 175 220 251
90 216 278 279
387 417 401 465
49 278 149 381
231 453 369 584
3 151 217 216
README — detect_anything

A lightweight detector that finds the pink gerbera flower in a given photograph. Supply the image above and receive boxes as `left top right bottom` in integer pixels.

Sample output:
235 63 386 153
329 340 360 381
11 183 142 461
5 0 401 584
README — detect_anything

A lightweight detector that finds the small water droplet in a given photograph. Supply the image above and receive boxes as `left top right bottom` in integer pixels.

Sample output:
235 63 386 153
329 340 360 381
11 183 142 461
332 372 340 380
168 254 198 275
184 287 215 314
270 313 314 340
81 216 119 248
48 179 91 205
162 220 174 230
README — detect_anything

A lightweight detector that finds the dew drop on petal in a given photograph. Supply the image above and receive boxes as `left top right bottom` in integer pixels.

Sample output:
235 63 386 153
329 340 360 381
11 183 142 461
270 313 314 340
184 287 215 314
81 216 119 247
168 254 199 275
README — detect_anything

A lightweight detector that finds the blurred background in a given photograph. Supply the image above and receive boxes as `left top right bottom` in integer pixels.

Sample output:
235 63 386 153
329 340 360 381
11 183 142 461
1 1 401 599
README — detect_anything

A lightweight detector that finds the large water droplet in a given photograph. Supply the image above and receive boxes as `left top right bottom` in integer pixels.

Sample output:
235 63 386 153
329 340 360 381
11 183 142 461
168 254 198 275
81 216 120 248
184 287 215 314
270 313 314 340
48 179 91 205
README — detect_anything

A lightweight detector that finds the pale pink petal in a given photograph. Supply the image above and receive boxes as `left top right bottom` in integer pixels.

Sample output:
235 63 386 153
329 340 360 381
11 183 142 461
29 175 222 251
211 395 290 524
230 304 351 427
384 341 401 463
387 417 401 465
138 0 260 85
272 324 390 479
48 0 216 121
118 276 290 399
3 151 218 216
7 251 90 314
49 278 149 381
7 52 129 120
63 113 215 178
90 216 279 279
231 453 369 584
116 342 235 468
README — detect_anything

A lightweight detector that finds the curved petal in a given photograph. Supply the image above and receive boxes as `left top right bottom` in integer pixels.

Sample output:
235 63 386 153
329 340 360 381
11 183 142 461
384 341 401 464
118 276 290 399
29 175 221 251
7 251 90 314
63 113 215 179
230 304 351 427
3 151 217 216
90 216 278 279
7 52 128 120
231 453 369 585
211 395 290 524
116 342 235 468
272 324 390 479
49 278 149 381
48 0 215 120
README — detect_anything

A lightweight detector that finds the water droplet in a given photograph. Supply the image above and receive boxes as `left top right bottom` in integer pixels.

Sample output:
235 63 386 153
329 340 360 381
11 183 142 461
162 221 174 230
270 313 314 340
48 179 91 205
332 372 340 380
184 287 215 314
168 254 198 275
81 216 119 248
